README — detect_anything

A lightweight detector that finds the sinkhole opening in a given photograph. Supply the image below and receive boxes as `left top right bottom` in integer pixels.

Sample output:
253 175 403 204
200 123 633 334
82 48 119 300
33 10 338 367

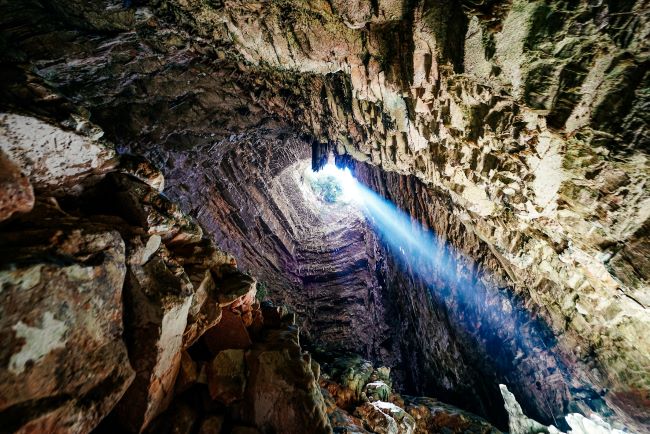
304 163 358 204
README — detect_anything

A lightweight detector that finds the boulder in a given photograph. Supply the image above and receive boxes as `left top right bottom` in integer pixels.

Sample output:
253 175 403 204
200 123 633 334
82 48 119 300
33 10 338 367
175 351 198 394
113 248 194 432
127 234 163 266
0 221 134 434
118 154 165 192
355 401 415 434
215 266 257 308
0 149 34 222
245 326 332 434
174 241 241 348
172 238 235 272
109 173 203 245
321 387 371 433
404 396 501 434
182 266 223 348
203 310 253 355
320 354 375 409
365 381 391 402
142 401 199 434
207 349 247 404
355 402 399 434
197 415 225 434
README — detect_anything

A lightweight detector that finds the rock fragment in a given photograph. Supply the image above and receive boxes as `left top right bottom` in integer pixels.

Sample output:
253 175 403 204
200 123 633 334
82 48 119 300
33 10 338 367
203 309 253 354
113 248 194 432
207 349 247 404
0 150 34 222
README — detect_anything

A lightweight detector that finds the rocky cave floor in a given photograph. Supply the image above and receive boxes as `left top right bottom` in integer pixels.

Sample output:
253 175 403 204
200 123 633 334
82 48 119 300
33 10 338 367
1 0 649 433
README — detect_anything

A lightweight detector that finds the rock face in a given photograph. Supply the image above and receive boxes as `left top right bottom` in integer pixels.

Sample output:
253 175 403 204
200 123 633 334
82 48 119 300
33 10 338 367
0 113 116 195
0 114 260 433
114 246 194 432
0 217 134 434
142 299 333 434
499 383 628 434
245 327 331 434
0 0 648 432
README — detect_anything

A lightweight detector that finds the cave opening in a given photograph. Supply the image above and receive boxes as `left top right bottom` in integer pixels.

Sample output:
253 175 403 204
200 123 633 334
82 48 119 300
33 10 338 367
1 1 647 433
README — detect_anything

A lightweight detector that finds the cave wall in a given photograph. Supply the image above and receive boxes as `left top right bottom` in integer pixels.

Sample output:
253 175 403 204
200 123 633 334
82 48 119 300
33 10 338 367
170 0 649 426
350 159 598 428
141 134 521 428
139 133 398 367
1 0 648 430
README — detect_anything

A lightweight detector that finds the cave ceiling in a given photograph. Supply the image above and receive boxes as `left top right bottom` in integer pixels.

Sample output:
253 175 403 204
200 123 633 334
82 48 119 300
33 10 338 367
0 0 649 433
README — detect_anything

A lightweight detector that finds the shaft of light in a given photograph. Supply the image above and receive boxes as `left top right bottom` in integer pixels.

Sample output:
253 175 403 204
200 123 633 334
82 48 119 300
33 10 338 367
325 164 454 284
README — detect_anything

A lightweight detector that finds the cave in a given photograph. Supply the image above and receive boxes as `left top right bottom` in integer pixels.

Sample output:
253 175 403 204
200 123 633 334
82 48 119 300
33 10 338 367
0 1 648 434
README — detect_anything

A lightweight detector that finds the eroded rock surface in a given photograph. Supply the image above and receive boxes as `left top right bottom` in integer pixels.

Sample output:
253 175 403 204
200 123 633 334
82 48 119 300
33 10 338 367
319 353 500 434
0 217 134 434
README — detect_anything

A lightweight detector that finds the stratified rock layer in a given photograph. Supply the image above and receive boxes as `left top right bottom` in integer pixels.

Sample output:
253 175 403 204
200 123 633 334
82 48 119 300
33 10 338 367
0 0 648 431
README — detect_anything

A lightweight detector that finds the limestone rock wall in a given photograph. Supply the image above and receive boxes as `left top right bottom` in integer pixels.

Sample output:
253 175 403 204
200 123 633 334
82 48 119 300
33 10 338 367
0 0 648 431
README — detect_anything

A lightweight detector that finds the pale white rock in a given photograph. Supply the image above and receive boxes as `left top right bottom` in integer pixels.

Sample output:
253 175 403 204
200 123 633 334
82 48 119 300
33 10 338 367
9 312 67 375
0 113 117 194
500 384 629 434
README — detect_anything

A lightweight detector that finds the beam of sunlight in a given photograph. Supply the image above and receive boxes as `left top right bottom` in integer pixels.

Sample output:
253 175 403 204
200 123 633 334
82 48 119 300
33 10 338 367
316 163 619 431
321 163 454 282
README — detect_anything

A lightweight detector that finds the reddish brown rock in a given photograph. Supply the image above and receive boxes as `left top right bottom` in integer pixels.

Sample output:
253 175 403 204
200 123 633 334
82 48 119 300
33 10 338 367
248 304 265 337
0 150 34 222
321 387 370 433
197 415 225 434
203 310 253 355
231 427 260 434
404 396 501 434
142 401 199 434
0 220 134 434
320 378 359 411
183 266 223 348
176 351 198 394
260 303 284 328
173 239 235 273
110 173 203 246
118 153 165 192
354 401 416 434
260 303 293 329
215 266 257 308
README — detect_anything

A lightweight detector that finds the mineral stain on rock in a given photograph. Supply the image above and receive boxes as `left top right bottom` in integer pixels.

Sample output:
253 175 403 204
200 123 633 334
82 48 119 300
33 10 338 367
8 312 68 375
